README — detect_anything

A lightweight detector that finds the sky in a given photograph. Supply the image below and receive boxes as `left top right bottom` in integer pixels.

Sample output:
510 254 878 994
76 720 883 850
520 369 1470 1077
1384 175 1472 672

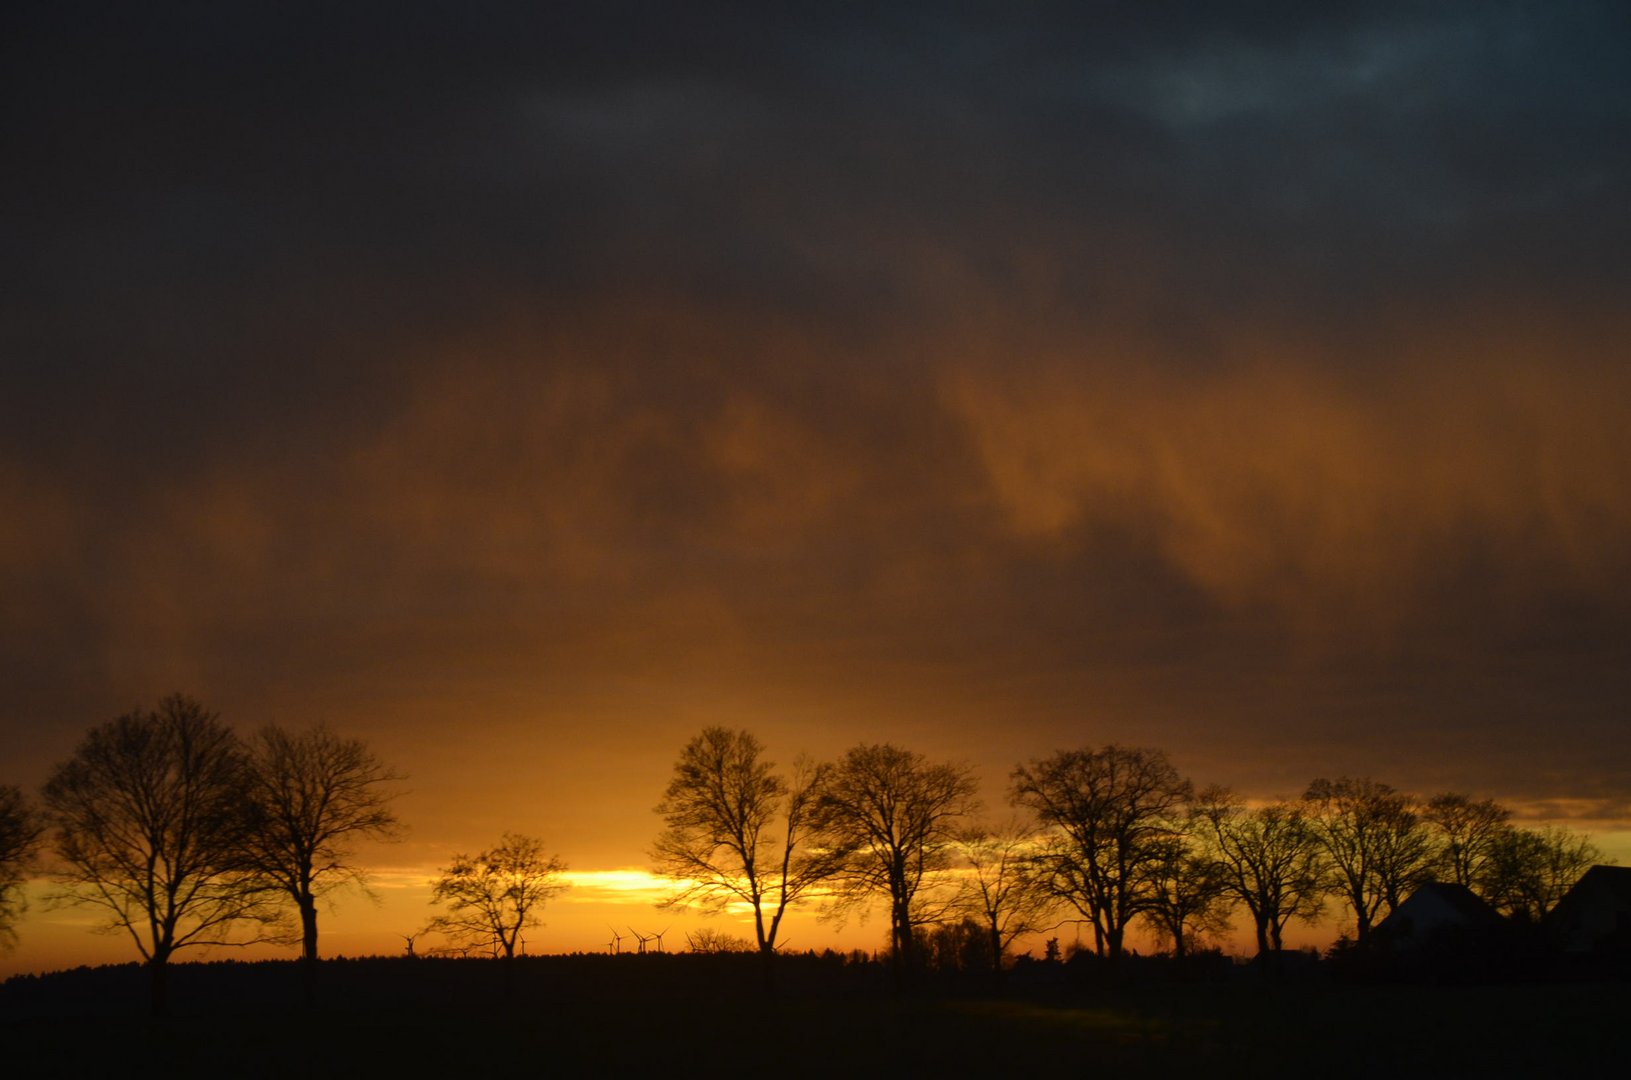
3 2 1630 973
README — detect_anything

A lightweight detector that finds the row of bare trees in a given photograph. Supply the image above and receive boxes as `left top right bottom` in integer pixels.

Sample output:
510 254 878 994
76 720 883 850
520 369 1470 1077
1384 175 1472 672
649 731 1605 976
0 695 405 1013
651 732 980 982
0 709 1607 1006
0 695 578 1012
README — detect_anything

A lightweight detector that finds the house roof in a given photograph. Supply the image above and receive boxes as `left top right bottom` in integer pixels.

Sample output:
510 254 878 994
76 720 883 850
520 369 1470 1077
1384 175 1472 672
1546 865 1631 951
1378 881 1504 937
1561 865 1631 907
1405 882 1504 924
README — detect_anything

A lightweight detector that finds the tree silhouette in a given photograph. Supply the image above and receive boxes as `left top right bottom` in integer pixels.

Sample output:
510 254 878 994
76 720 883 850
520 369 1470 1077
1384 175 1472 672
684 926 755 954
40 695 279 1014
818 743 979 978
1303 777 1435 944
1478 824 1602 922
922 916 991 975
0 784 44 951
951 819 1057 979
651 728 840 969
1192 787 1327 959
428 832 567 986
241 723 403 1002
1140 827 1231 959
1423 792 1510 889
1010 745 1191 961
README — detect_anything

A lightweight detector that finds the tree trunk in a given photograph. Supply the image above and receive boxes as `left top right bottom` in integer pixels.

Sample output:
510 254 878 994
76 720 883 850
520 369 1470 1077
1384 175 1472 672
1105 924 1124 962
300 897 320 1008
890 893 914 989
988 920 1005 992
300 898 319 961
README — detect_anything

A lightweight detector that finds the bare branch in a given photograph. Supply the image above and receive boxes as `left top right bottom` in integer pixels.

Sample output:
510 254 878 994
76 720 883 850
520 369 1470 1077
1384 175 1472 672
40 695 282 1013
1010 744 1191 961
650 728 840 957
816 742 980 973
0 785 45 951
428 833 567 961
238 723 405 963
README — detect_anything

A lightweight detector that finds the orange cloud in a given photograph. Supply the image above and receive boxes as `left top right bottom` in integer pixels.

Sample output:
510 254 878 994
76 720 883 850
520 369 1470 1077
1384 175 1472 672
943 314 1631 635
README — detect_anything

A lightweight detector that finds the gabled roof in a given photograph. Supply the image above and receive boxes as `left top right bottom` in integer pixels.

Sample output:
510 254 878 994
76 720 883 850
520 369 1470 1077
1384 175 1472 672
1378 881 1504 939
1558 865 1631 907
1546 865 1631 952
1416 881 1504 923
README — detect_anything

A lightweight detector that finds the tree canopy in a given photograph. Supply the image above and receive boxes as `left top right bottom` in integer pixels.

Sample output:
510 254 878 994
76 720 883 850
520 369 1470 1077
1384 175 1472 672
40 695 280 1014
428 833 568 962
651 727 838 958
1303 777 1435 944
951 819 1058 975
1011 745 1191 960
1192 786 1327 958
818 743 979 974
0 784 43 951
241 723 403 963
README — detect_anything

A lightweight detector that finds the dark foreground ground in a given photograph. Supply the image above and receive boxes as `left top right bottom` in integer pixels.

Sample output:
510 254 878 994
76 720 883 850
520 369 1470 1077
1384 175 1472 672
5 953 1627 1078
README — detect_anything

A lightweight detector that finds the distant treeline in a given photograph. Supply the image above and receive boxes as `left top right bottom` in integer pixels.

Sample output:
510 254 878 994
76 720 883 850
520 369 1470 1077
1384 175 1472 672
0 698 1611 1014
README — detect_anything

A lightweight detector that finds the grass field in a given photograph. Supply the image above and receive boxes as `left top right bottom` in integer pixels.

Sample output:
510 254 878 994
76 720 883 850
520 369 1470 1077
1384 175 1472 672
5 954 1626 1077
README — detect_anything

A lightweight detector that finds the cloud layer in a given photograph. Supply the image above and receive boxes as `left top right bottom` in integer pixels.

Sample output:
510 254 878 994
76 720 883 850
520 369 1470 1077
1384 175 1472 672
3 3 1629 859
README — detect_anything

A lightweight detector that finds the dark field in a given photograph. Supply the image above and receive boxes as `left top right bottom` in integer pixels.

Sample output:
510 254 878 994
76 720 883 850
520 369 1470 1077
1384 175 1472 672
5 955 1626 1078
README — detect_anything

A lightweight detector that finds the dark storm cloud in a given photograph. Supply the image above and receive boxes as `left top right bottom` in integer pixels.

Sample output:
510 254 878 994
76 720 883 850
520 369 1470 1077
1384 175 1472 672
3 2 1630 825
10 1 1625 368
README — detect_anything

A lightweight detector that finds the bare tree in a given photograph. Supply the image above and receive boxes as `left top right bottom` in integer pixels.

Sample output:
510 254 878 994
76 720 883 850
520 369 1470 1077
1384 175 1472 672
817 743 979 976
651 728 838 965
240 723 403 1002
1140 829 1232 960
951 819 1057 977
1192 787 1326 959
1303 777 1435 944
922 916 990 975
0 785 44 951
1010 745 1191 961
428 832 567 981
41 695 279 1014
685 926 755 954
1422 792 1510 889
1478 824 1602 922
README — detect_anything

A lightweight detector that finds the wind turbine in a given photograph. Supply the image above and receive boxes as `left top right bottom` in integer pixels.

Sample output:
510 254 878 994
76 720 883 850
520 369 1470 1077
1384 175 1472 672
651 926 670 954
629 927 653 955
607 925 626 955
